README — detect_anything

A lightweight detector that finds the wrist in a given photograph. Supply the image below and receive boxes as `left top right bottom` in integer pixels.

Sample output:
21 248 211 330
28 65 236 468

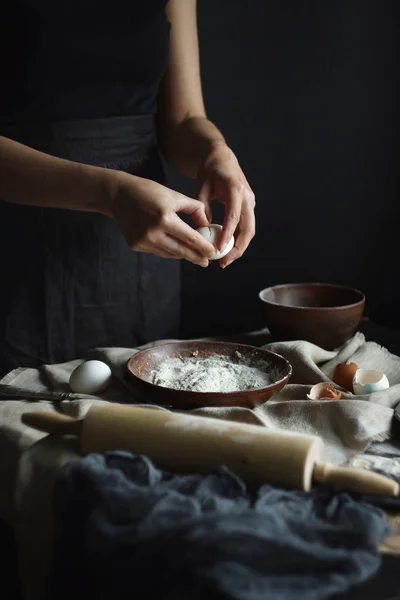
195 138 228 177
95 168 128 218
64 163 117 217
202 138 228 163
207 138 228 152
99 167 148 220
198 139 237 174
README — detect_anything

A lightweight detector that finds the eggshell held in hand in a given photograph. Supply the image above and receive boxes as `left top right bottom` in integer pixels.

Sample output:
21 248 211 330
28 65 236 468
69 360 112 395
352 369 389 395
307 382 342 401
332 362 359 391
197 224 235 260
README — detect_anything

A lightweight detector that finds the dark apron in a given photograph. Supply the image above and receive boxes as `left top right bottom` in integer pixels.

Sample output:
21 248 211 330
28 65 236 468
0 116 180 376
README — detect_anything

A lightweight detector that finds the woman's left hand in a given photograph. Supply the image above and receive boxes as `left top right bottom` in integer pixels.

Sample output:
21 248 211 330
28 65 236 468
196 140 256 268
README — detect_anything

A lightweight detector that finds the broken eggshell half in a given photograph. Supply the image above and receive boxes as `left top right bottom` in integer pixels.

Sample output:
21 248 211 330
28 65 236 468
352 369 390 395
332 362 359 391
307 382 342 401
197 224 235 260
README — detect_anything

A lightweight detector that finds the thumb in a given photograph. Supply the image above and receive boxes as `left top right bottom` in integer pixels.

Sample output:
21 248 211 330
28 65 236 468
176 195 210 228
197 180 213 223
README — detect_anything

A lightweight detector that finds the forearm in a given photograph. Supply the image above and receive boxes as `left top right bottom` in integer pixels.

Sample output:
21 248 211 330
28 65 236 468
0 135 115 216
159 116 227 179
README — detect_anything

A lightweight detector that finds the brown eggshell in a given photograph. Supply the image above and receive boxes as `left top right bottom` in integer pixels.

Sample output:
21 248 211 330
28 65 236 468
307 382 342 401
332 362 359 391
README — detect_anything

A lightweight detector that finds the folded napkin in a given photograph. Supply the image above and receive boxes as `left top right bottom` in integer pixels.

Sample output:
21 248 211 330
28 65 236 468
1 331 400 466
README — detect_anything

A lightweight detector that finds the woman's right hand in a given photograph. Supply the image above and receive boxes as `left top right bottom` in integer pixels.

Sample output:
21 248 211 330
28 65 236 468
107 171 216 267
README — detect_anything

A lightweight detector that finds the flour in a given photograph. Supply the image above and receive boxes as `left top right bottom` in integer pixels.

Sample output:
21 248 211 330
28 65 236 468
151 355 273 393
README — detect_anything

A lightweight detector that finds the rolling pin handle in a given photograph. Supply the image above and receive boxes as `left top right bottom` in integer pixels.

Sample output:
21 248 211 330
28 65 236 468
313 462 399 497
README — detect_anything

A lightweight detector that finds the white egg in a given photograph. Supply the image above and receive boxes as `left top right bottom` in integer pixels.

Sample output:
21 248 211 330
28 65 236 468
69 360 112 395
352 369 389 395
197 224 235 260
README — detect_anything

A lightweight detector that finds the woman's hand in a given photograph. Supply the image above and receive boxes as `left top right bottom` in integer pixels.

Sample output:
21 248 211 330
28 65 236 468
108 171 216 267
197 141 256 268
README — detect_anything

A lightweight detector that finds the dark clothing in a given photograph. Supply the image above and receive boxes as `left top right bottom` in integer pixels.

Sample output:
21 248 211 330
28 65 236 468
0 1 170 122
48 452 392 600
0 116 180 375
0 2 180 376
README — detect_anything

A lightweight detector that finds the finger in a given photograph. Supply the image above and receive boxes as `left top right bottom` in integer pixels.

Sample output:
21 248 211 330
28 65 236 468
137 239 191 261
139 246 205 265
158 233 210 267
219 182 243 251
197 180 213 223
151 249 180 260
132 239 178 260
164 213 216 259
234 200 256 254
175 195 210 228
220 202 255 268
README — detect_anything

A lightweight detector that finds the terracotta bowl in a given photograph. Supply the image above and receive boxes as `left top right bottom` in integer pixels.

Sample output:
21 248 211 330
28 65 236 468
259 282 365 350
126 341 292 410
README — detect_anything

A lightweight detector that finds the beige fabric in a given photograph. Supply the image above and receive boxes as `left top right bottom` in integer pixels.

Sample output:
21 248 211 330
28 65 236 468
1 330 400 600
2 331 399 465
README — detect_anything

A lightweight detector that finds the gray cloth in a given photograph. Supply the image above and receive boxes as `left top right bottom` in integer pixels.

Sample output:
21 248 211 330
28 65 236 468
48 452 390 600
1 330 400 600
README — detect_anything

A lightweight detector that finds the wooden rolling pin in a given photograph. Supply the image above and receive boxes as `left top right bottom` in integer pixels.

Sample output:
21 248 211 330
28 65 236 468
21 404 399 496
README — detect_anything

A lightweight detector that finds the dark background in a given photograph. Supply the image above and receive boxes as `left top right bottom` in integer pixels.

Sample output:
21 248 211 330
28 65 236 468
167 0 399 339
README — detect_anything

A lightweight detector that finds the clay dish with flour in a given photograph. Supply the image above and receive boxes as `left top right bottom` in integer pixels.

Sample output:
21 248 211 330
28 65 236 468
126 341 292 410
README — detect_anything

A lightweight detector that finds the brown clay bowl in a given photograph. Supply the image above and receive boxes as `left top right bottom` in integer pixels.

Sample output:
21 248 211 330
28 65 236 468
126 341 292 410
259 282 365 350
